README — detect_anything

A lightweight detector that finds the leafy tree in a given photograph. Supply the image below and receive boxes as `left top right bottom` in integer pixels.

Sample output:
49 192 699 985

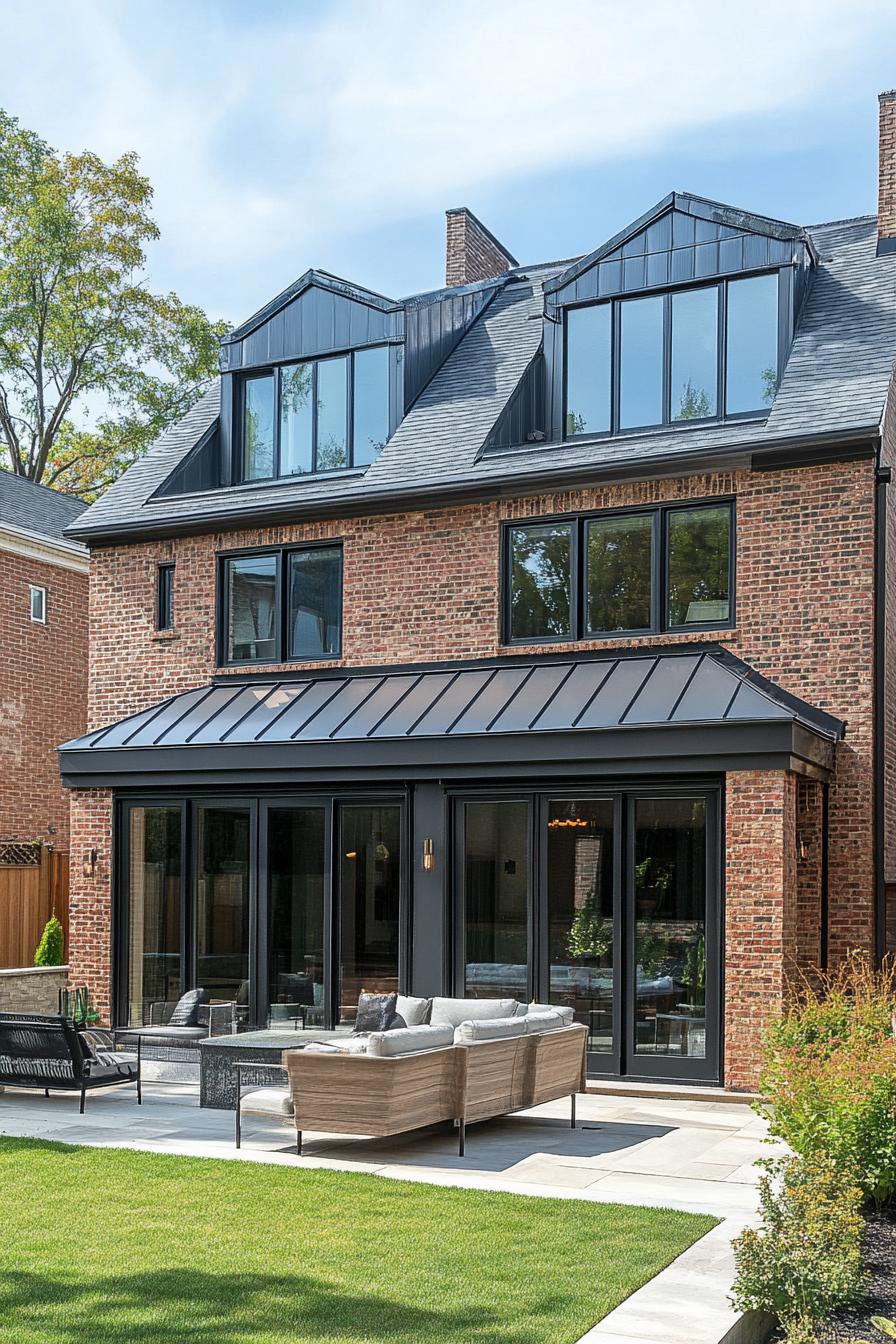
34 914 64 967
674 378 712 420
0 108 228 498
510 527 572 638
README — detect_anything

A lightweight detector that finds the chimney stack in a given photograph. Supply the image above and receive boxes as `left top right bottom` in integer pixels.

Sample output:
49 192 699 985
445 207 518 287
878 90 896 255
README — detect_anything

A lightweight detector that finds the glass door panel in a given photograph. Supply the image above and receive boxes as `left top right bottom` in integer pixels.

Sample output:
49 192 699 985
338 805 401 1024
461 800 530 1000
125 805 183 1026
546 799 615 1055
632 796 707 1061
195 806 251 1013
266 806 327 1029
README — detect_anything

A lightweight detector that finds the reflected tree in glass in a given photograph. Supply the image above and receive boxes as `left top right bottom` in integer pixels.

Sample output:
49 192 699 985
353 346 389 466
509 523 572 639
243 374 275 480
316 357 348 470
586 514 653 632
667 505 730 627
671 287 718 421
280 363 313 475
565 304 611 436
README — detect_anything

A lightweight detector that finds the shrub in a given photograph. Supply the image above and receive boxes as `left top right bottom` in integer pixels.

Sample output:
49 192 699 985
33 915 64 967
731 1154 865 1344
759 955 896 1206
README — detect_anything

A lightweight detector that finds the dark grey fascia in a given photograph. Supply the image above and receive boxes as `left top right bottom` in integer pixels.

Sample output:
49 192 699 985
65 425 880 547
59 717 835 790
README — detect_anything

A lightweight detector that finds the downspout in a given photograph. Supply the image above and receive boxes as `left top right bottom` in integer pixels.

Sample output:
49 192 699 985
820 781 829 972
874 457 890 963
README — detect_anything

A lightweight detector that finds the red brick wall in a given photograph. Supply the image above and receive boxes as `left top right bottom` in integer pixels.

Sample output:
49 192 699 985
445 208 514 287
0 548 87 845
881 374 896 954
879 91 896 246
67 788 114 1021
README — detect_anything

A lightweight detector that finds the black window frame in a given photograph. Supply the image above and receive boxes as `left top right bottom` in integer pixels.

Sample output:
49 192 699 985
236 345 390 483
217 540 344 668
563 268 784 441
156 563 175 631
502 499 735 646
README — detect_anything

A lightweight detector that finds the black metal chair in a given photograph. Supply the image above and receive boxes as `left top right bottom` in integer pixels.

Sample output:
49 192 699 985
113 993 237 1062
0 1012 141 1113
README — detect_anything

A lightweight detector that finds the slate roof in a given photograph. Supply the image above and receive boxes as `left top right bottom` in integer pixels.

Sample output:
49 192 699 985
0 470 88 542
66 210 896 544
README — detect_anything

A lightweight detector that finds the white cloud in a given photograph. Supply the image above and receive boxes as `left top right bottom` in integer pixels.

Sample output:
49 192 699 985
0 0 892 310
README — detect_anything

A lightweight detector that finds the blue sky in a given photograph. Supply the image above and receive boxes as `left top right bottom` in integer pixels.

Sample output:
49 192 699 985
2 0 896 326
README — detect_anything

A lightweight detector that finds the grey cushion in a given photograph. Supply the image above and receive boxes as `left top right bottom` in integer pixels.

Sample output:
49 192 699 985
305 1036 368 1054
366 1024 455 1057
389 994 432 1029
522 1010 565 1034
168 989 208 1026
353 992 397 1034
240 1085 294 1117
118 1025 206 1040
429 997 520 1029
454 1015 527 1044
529 1002 576 1026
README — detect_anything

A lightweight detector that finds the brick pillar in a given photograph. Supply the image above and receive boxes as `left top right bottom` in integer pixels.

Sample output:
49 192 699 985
724 770 799 1090
878 90 896 252
67 788 114 1023
445 207 517 287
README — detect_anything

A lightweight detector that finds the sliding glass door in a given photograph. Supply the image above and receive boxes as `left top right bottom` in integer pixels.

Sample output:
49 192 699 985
457 799 531 1001
124 804 184 1026
262 803 328 1028
338 804 402 1024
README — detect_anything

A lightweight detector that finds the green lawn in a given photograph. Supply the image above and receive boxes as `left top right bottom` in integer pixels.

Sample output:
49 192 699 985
0 1137 716 1344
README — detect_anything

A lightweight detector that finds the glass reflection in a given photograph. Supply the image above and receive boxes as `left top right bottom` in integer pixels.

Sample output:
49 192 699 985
280 363 313 475
196 807 251 1013
566 304 611 436
287 547 342 658
667 505 730 627
586 513 653 632
463 800 530 1000
267 807 326 1030
547 800 614 1053
619 296 663 429
127 806 182 1026
671 287 717 420
509 523 572 640
353 346 389 466
226 554 277 662
243 374 275 480
339 806 401 1024
726 274 778 414
316 357 348 470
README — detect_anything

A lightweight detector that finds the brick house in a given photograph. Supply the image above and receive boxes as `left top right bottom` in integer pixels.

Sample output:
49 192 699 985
0 471 88 846
59 96 896 1091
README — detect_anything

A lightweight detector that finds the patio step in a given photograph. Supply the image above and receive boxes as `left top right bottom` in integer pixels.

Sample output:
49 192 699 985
585 1078 761 1105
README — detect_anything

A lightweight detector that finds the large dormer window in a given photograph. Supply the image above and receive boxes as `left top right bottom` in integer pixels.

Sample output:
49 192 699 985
565 273 780 438
241 345 389 481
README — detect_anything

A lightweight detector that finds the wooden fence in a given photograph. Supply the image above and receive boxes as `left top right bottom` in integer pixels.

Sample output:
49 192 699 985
0 846 69 969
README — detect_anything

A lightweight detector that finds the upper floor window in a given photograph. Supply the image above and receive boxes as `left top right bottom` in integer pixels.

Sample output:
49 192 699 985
220 543 342 666
505 501 733 644
29 584 46 624
156 563 175 631
241 345 390 482
565 273 779 437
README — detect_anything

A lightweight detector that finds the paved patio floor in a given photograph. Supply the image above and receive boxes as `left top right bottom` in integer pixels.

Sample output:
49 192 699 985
0 1079 779 1344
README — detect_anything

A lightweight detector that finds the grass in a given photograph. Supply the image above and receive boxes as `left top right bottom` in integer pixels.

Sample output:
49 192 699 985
0 1137 716 1344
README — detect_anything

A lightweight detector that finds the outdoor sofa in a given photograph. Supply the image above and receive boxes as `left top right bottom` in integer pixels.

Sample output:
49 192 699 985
0 1011 140 1113
236 996 587 1155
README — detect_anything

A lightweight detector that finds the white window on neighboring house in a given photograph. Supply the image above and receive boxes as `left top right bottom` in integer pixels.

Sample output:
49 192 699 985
29 585 47 624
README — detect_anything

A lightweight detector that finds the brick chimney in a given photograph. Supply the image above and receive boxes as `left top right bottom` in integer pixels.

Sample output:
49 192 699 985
445 207 518 287
878 90 896 254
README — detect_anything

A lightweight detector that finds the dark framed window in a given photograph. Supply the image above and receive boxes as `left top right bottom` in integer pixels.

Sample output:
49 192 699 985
564 272 780 438
239 346 390 482
219 543 342 666
156 563 175 631
504 500 733 644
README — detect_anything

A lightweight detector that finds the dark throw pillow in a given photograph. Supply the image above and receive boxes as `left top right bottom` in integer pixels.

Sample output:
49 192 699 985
168 988 208 1027
353 991 398 1034
277 972 315 1006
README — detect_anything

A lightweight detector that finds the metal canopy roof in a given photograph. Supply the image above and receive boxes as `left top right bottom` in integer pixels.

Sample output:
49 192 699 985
59 650 843 787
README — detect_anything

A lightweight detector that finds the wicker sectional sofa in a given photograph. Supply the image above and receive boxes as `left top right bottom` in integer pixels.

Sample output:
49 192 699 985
236 997 588 1155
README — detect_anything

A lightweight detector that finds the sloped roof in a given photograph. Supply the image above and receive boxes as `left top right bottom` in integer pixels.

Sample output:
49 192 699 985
0 470 87 542
66 210 896 544
58 647 842 784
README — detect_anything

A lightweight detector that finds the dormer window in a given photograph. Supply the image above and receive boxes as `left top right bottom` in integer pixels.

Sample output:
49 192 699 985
565 272 780 438
241 345 390 482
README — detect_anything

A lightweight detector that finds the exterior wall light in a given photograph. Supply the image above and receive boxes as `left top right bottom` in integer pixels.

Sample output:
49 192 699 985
82 849 98 878
422 837 435 871
797 833 811 864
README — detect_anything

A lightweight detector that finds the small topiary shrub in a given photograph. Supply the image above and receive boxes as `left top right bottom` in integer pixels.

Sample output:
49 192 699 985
759 954 896 1205
33 915 64 967
731 1154 866 1344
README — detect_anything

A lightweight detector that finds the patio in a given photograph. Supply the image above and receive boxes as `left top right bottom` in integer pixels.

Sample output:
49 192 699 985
0 1077 778 1344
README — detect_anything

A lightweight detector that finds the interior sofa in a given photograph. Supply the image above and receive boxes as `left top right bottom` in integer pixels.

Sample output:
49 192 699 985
236 995 587 1155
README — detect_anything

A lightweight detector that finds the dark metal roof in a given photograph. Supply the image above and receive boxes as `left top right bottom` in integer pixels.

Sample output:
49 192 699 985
59 649 843 786
0 470 87 542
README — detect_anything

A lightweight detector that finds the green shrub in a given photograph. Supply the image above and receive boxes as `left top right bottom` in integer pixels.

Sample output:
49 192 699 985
759 955 896 1205
33 915 64 967
731 1154 865 1344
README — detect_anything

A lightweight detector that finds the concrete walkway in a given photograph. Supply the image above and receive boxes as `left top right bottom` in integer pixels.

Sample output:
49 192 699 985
0 1081 780 1344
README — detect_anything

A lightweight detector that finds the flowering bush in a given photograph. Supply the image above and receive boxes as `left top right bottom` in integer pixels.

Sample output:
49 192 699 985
731 1154 865 1344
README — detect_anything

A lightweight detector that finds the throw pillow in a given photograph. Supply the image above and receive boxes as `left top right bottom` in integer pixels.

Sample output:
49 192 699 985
389 994 432 1029
353 991 398 1034
168 988 208 1026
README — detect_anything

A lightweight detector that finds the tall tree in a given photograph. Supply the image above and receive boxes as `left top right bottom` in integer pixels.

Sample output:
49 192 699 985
0 108 228 499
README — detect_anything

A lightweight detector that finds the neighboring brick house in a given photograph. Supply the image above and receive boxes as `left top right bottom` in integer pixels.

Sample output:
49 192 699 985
60 95 896 1090
0 472 88 846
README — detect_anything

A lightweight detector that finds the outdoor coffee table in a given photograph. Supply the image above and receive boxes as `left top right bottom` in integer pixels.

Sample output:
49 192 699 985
199 1029 350 1109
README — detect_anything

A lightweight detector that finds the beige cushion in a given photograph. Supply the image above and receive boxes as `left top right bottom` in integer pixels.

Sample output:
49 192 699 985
393 994 431 1027
430 997 520 1029
529 1002 576 1026
454 1015 527 1044
305 1036 368 1054
240 1086 294 1117
523 1010 565 1034
367 1023 455 1057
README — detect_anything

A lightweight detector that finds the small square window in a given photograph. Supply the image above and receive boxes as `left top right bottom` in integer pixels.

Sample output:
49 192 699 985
29 585 46 624
157 564 175 631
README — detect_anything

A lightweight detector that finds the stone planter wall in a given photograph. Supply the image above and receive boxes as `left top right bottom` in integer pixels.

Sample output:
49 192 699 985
0 965 68 1014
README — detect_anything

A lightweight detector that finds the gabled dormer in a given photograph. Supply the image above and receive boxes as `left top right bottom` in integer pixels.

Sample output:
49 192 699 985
538 192 817 444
